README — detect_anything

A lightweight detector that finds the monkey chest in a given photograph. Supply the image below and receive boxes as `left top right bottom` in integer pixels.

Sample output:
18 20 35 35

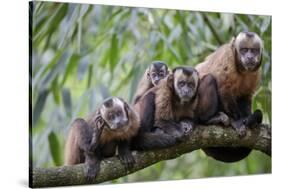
173 104 195 121
218 73 259 97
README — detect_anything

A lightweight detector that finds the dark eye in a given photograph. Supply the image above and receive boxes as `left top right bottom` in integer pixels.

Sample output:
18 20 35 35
108 113 114 120
178 81 185 87
188 82 195 88
240 48 248 54
151 73 157 78
251 48 260 54
158 72 164 77
116 111 122 117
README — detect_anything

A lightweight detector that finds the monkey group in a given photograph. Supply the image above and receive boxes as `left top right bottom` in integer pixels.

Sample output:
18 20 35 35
64 31 264 180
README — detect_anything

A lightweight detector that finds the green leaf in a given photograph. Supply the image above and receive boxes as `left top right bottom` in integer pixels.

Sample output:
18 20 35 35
51 77 60 105
61 53 80 86
87 64 93 88
32 89 49 127
34 4 68 46
48 131 62 166
109 33 119 73
62 88 72 117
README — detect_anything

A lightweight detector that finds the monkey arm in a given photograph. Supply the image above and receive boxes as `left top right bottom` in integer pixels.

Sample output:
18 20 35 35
196 74 220 123
118 140 135 170
87 124 104 152
132 94 179 150
84 152 101 182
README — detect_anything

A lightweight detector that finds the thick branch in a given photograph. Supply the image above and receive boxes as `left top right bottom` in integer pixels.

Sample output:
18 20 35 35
32 124 271 187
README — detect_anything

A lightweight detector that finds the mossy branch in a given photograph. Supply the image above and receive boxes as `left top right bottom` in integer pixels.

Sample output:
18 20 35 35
31 124 271 187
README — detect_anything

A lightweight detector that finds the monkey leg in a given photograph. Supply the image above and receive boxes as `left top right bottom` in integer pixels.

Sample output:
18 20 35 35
131 129 179 151
155 120 188 141
64 118 93 165
118 140 135 170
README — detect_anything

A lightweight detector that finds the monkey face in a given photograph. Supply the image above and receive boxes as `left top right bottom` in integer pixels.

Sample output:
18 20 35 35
100 97 129 130
148 61 169 86
234 32 263 71
173 67 199 102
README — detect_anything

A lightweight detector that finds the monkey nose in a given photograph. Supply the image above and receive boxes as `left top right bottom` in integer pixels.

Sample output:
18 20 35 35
247 57 254 62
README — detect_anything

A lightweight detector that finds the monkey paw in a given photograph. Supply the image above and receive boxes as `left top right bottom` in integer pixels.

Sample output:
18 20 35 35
231 119 247 138
118 152 135 171
180 121 193 136
218 112 230 126
85 164 100 183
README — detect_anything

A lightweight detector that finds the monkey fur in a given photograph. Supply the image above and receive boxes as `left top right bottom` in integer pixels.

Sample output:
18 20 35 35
64 97 140 181
196 31 264 162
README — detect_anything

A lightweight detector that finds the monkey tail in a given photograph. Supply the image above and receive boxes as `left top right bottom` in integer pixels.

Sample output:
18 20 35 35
131 132 178 151
202 147 252 163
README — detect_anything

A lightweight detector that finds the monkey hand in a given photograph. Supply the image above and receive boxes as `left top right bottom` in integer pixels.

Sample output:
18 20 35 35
118 151 135 171
180 120 193 136
85 162 100 183
93 112 105 130
217 112 231 126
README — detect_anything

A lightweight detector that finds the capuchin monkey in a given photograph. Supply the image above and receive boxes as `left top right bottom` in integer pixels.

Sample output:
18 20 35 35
133 61 169 104
64 97 140 181
196 31 264 162
132 66 228 151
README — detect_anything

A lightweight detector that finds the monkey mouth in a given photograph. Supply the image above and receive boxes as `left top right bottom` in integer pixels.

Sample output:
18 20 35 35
244 62 259 71
152 80 160 85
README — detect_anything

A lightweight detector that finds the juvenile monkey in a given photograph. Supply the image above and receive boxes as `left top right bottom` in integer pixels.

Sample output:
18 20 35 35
196 31 264 162
64 97 140 180
132 66 228 150
133 61 169 104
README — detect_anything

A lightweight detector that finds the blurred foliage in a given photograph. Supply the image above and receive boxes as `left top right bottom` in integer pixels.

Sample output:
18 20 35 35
30 1 271 183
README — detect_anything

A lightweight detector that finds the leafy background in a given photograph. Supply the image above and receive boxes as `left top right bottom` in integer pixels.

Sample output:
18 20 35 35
30 1 271 183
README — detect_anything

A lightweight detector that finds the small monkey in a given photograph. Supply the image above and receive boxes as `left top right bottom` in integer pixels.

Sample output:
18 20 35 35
133 61 169 104
64 97 140 181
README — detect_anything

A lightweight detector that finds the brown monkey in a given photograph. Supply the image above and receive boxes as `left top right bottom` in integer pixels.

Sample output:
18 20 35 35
131 66 228 150
196 31 264 162
64 97 140 181
133 61 169 104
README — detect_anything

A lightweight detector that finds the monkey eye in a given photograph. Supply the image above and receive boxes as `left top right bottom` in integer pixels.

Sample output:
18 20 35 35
251 48 260 54
159 72 165 77
178 81 185 87
108 113 115 120
115 111 122 117
188 82 195 88
151 73 157 78
240 48 248 54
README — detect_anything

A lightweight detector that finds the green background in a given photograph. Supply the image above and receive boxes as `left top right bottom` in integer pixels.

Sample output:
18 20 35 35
30 1 271 183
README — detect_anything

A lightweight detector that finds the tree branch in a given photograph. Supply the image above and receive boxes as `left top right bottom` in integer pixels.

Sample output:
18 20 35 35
32 124 271 187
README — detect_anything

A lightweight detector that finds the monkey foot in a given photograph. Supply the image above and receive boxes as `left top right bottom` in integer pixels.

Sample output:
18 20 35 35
230 119 247 138
118 153 135 171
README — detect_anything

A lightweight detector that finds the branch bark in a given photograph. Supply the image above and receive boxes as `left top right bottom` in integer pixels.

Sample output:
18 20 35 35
32 124 271 187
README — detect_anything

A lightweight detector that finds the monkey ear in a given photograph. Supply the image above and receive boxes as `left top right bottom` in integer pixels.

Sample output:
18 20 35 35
146 69 150 80
95 111 105 129
230 36 236 49
167 74 174 89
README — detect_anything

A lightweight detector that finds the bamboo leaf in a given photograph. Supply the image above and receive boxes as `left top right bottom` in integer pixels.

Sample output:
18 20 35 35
32 89 49 127
62 88 72 117
109 33 119 73
48 131 62 166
